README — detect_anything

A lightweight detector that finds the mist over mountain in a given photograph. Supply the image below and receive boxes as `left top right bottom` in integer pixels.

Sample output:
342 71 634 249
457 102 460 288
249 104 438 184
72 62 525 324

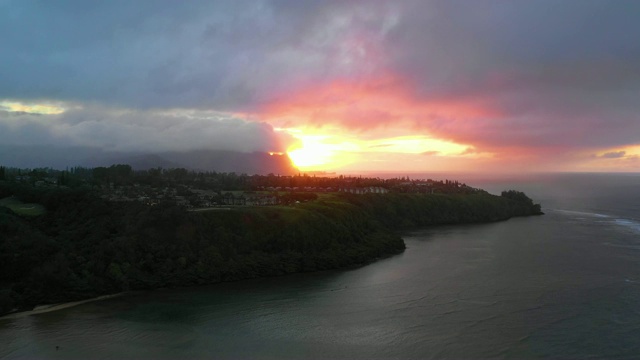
0 145 297 175
157 150 296 174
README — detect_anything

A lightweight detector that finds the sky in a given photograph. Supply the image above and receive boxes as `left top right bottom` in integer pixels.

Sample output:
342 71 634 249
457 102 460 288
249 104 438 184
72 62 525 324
1 0 639 173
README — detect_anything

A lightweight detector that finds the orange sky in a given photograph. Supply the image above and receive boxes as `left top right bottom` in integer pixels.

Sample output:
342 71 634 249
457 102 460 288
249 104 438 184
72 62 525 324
253 75 639 173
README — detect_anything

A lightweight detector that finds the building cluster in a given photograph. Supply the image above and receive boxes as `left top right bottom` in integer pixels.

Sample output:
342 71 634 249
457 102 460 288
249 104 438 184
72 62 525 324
13 175 59 187
2 165 485 210
100 184 282 209
338 186 389 195
99 183 398 209
255 186 338 192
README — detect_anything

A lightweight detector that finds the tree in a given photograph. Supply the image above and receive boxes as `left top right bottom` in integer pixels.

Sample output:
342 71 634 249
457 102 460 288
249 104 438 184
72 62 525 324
500 190 533 205
110 164 132 184
58 172 66 186
93 167 109 184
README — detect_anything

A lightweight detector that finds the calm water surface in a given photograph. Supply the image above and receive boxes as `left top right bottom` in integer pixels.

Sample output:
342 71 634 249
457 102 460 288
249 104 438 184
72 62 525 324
2 173 639 359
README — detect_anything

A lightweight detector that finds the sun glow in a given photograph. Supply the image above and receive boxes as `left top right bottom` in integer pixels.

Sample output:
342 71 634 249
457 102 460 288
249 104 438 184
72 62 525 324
0 101 66 114
259 74 500 172
288 141 331 168
283 127 478 171
571 145 640 171
287 134 358 170
367 136 470 155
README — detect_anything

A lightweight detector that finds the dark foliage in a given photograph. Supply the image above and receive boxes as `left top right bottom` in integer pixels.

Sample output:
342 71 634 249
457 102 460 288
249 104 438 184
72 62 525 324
0 182 541 315
0 185 403 314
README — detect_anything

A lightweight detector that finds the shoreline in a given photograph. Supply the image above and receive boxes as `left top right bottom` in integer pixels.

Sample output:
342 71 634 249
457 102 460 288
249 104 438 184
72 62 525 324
0 293 124 320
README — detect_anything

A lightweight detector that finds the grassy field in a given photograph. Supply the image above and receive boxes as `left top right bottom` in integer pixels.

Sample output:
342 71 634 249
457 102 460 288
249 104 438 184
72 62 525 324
0 196 46 216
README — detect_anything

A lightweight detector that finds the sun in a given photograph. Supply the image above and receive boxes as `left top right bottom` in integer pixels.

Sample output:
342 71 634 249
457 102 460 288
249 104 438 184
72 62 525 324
285 133 358 170
287 136 334 169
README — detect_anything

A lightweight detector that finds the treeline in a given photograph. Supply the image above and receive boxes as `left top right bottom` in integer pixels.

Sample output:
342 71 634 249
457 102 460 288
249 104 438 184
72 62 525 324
2 163 478 194
342 190 542 229
0 182 541 315
0 184 403 314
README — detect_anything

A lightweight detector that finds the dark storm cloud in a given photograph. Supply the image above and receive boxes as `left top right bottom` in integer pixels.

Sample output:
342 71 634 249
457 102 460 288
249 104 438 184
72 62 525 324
387 0 640 96
3 0 639 109
0 0 386 109
1 0 271 108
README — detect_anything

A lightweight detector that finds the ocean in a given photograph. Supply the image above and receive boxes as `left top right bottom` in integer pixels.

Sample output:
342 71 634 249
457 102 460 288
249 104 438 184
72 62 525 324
1 173 639 359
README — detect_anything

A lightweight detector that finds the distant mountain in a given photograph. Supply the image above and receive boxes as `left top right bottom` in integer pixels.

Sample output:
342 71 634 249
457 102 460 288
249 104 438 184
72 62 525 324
159 150 296 174
94 153 180 170
0 145 297 175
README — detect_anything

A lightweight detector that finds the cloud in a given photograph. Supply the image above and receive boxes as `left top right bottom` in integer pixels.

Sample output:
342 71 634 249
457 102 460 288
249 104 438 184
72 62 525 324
260 1 640 162
377 0 640 154
460 147 478 155
0 104 292 153
2 0 640 171
3 1 639 114
259 73 640 160
368 144 393 149
421 151 440 156
0 0 395 110
600 151 626 159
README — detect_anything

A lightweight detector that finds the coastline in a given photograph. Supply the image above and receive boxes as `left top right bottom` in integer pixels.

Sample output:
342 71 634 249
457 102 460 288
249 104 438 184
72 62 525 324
1 192 542 317
0 293 124 320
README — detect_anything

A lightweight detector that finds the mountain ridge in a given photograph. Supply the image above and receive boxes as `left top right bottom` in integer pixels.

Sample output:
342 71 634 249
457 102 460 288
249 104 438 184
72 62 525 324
0 145 297 175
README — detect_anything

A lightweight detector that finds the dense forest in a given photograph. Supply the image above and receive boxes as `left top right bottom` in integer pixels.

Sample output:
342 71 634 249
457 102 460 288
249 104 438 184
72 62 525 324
0 181 542 315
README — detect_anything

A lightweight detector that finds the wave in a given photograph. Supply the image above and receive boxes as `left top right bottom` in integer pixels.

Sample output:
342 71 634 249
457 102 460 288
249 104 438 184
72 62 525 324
552 209 640 234
552 209 609 218
614 219 640 233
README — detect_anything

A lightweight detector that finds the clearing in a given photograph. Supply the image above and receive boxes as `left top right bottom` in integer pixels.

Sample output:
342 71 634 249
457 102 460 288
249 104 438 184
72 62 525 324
0 196 46 216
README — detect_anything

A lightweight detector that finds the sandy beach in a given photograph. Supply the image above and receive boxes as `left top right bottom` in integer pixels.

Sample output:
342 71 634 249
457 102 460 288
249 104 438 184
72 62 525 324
0 293 124 320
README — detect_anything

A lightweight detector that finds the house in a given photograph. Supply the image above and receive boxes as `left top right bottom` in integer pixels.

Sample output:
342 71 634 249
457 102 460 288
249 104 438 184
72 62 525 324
339 186 389 195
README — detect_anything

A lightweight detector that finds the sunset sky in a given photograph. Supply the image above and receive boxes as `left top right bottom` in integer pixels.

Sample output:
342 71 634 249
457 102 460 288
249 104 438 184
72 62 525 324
1 0 639 173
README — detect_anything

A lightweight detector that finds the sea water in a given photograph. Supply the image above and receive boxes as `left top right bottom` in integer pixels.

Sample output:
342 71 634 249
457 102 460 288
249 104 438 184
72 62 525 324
1 173 639 359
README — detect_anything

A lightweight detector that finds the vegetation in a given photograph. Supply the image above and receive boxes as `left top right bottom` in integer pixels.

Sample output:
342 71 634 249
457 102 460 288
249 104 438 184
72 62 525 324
341 191 542 229
0 172 542 316
0 183 403 315
0 164 482 195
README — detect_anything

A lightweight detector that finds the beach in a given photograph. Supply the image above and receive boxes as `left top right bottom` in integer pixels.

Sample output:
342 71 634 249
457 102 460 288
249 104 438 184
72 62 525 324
0 293 123 320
